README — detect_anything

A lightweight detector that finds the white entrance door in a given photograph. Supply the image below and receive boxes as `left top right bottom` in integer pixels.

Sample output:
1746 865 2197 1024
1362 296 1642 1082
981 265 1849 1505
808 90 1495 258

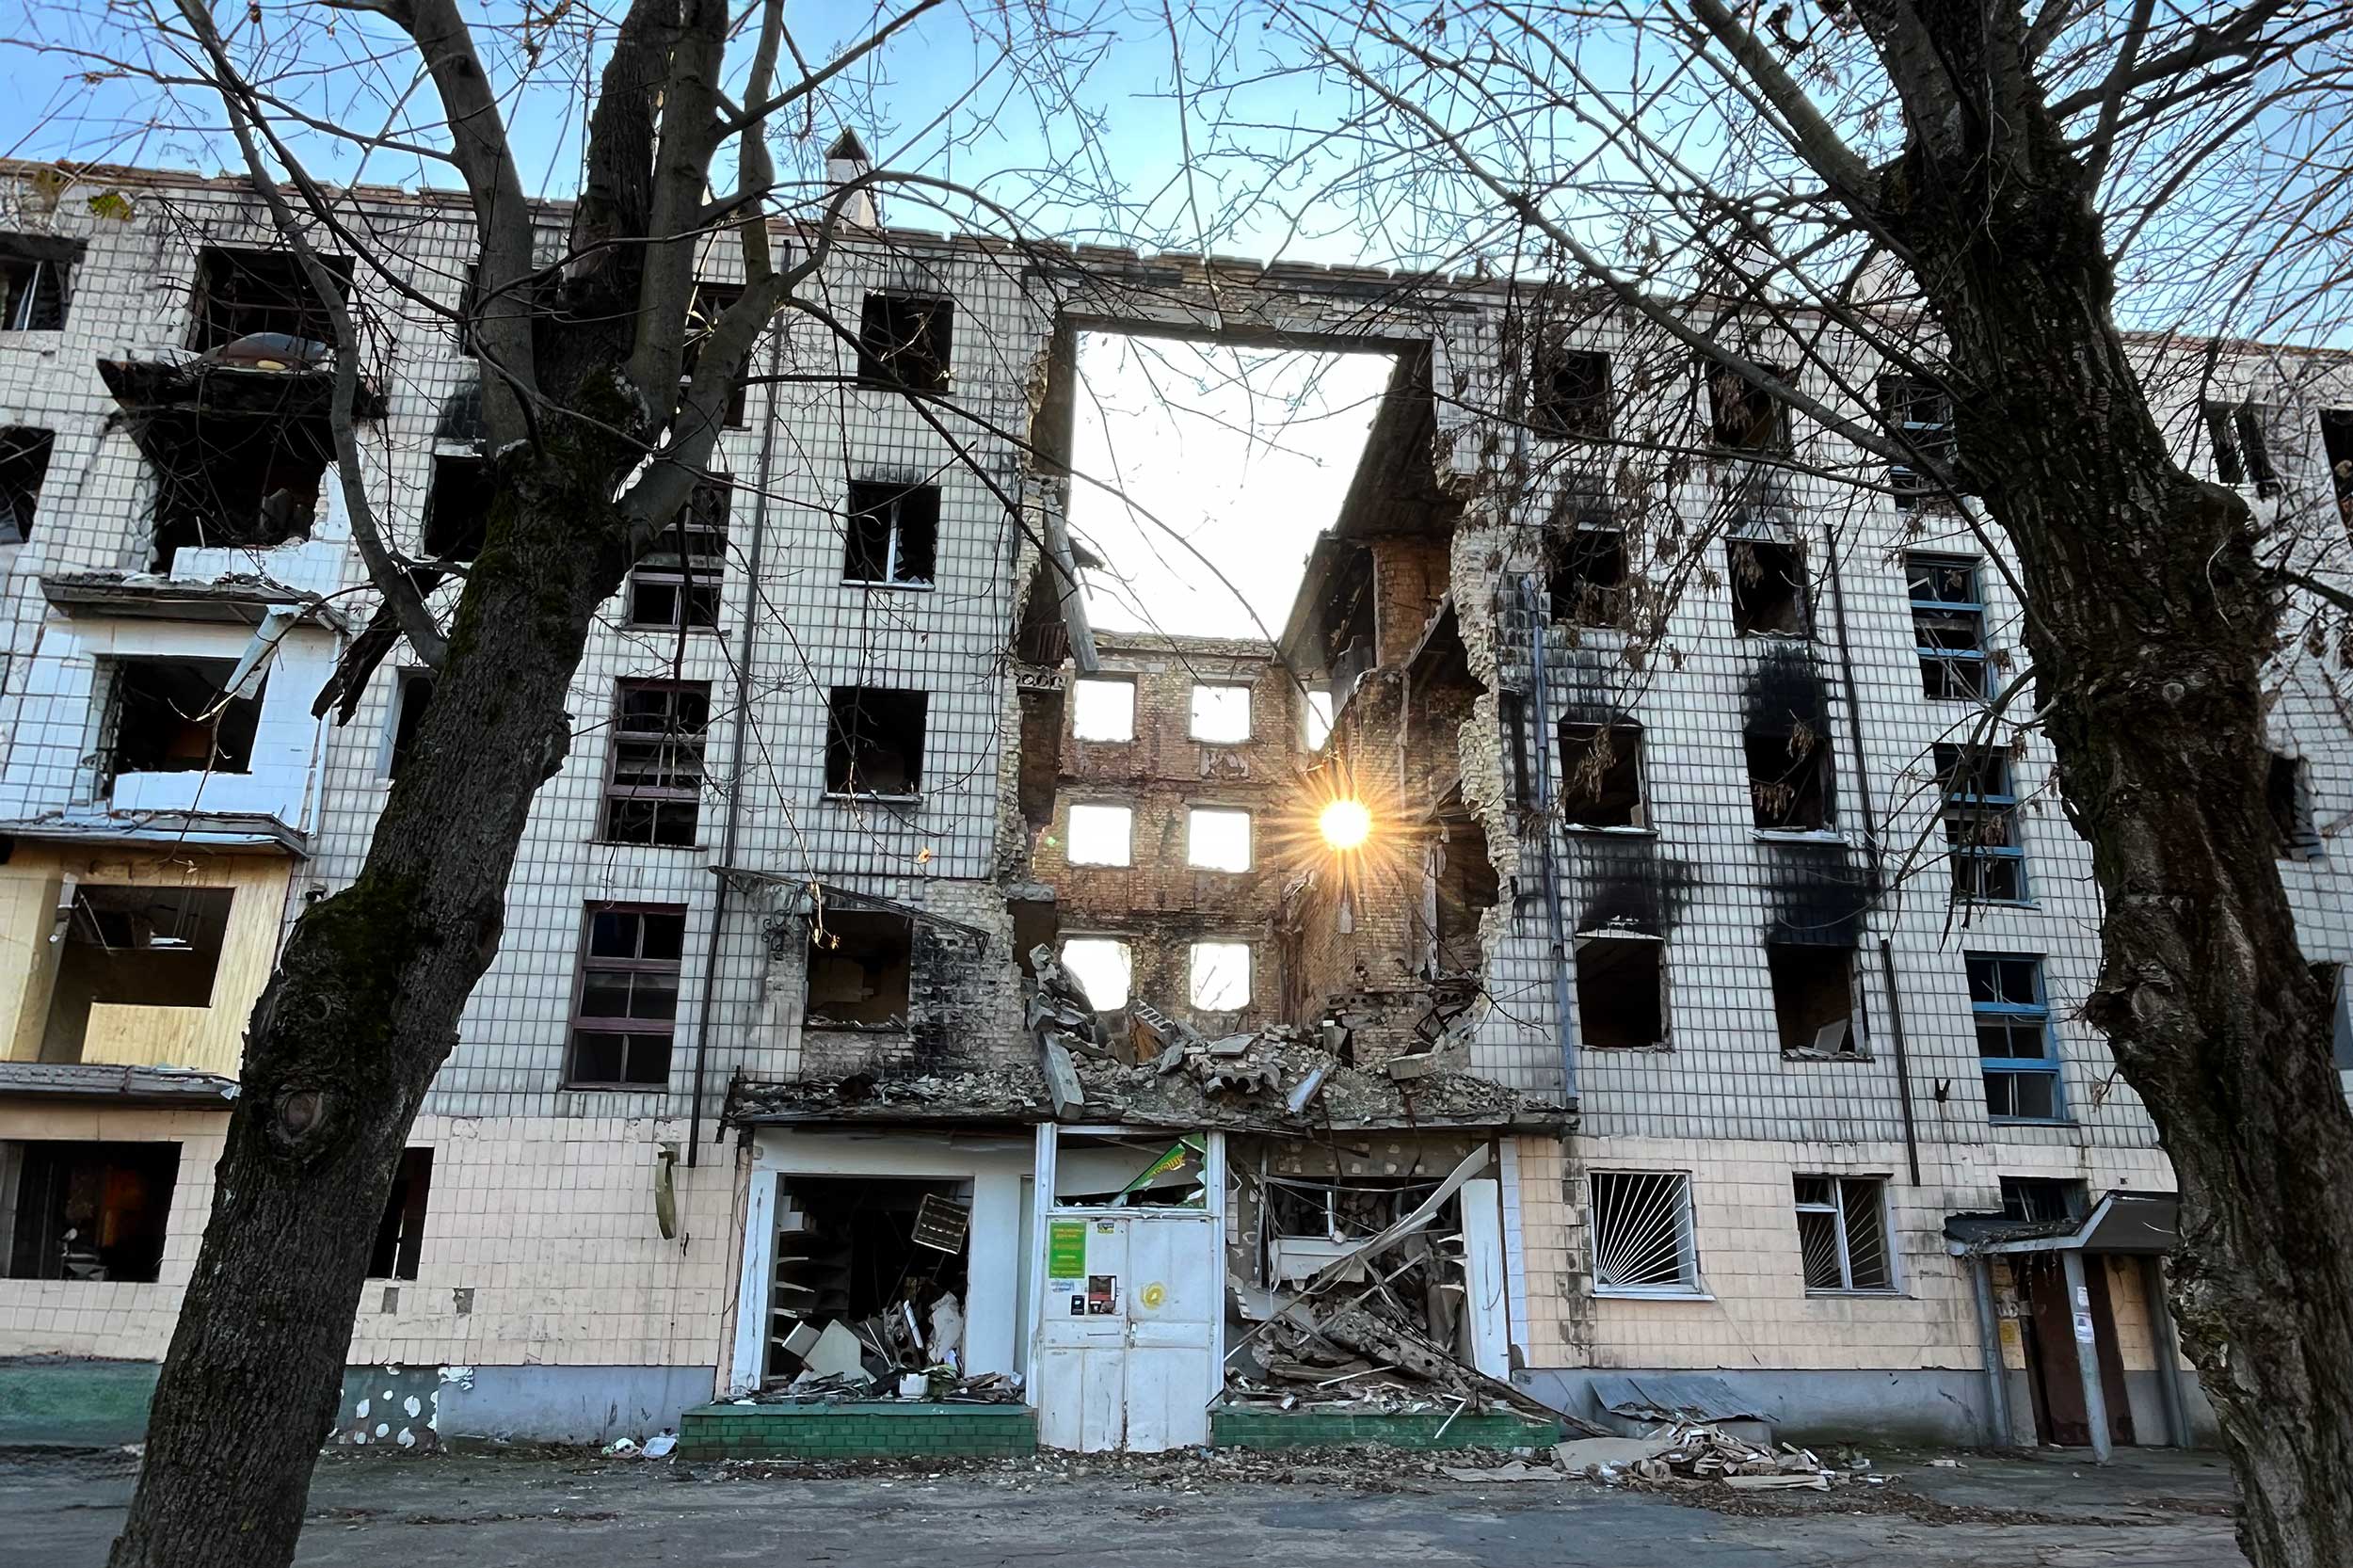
1033 1208 1219 1451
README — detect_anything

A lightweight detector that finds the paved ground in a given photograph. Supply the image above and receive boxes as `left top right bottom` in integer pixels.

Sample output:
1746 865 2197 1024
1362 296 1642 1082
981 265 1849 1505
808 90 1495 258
1 1445 2247 1567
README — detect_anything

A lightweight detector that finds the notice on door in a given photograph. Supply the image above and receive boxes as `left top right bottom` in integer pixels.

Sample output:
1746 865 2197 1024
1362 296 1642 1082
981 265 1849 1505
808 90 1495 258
1087 1274 1119 1315
1048 1219 1087 1283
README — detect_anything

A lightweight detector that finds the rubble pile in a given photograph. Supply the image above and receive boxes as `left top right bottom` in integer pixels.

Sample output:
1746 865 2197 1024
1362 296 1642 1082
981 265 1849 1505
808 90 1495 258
1558 1421 1844 1491
744 1288 1025 1407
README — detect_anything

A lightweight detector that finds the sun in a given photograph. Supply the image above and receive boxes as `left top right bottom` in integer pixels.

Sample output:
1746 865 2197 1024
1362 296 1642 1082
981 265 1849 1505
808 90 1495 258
1318 797 1373 852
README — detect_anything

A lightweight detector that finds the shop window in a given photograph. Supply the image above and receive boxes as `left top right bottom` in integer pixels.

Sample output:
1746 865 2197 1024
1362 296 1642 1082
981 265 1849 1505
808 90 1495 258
105 658 260 784
1971 953 2067 1123
766 1176 971 1385
1070 678 1135 742
1769 943 1857 1056
367 1148 434 1280
1065 803 1133 867
1727 536 1808 636
1745 722 1833 831
1558 720 1643 827
824 686 927 797
600 680 710 844
856 293 952 392
3 1140 179 1282
1531 346 1610 440
1794 1176 1893 1292
1589 1170 1699 1295
1706 363 1791 453
1059 937 1132 1010
0 426 54 543
842 481 939 586
805 908 913 1027
628 482 729 631
566 904 685 1087
1189 682 1252 743
1189 940 1251 1011
1185 807 1251 872
1908 555 1988 700
1575 934 1664 1048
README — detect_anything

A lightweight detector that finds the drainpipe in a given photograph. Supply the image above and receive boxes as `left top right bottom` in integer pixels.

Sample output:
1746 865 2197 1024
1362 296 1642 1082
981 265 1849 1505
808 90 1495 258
1523 573 1576 1109
686 328 785 1167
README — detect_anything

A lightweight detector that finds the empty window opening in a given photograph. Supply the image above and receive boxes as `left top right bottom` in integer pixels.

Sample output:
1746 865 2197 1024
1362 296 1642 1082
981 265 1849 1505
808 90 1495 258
1999 1176 2088 1223
1908 555 1988 700
1576 934 1665 1048
567 904 685 1087
385 671 434 779
1559 721 1644 827
1531 346 1610 440
1070 678 1135 743
1425 819 1499 975
601 680 710 845
1746 723 1833 831
107 659 260 783
1769 943 1857 1056
1065 802 1134 867
2324 408 2353 526
1302 689 1335 752
0 426 54 542
1727 537 1808 636
1794 1176 1892 1292
2267 752 2323 860
857 293 952 392
42 886 234 1065
367 1147 434 1280
1938 743 2026 900
3 1140 179 1282
2202 401 2281 497
0 238 73 331
1706 363 1792 453
842 481 939 586
1059 937 1132 1011
1589 1170 1699 1295
1547 527 1627 628
806 909 913 1028
681 281 750 427
188 246 352 352
764 1175 971 1388
1498 693 1531 806
148 411 332 566
1189 682 1253 743
1186 807 1252 872
825 687 926 797
1880 376 1957 508
1971 953 2065 1123
1190 940 1252 1012
630 482 729 632
421 454 491 561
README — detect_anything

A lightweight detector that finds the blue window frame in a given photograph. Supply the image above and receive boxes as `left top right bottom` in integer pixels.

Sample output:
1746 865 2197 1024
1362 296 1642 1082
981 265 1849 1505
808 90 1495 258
1908 555 1987 700
1880 376 1957 509
1936 744 2026 903
1969 954 2067 1123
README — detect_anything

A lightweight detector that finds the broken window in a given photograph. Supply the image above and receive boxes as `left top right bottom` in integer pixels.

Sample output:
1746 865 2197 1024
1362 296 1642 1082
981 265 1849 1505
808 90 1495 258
148 408 333 564
1070 678 1136 743
566 904 685 1087
1575 934 1665 1048
187 246 352 352
842 481 939 586
805 908 913 1027
1186 807 1252 872
600 680 710 844
629 483 729 631
2267 752 2323 860
367 1147 434 1281
1793 1176 1892 1292
43 886 234 1063
1745 721 1833 832
1546 526 1627 628
1559 720 1644 827
1059 936 1132 1010
2323 408 2353 528
3 1140 179 1282
1769 944 1857 1056
105 658 260 784
1998 1176 2087 1223
856 293 952 392
825 687 927 797
1189 940 1252 1011
1531 346 1610 440
766 1176 972 1388
1970 953 2067 1123
2202 400 2281 497
681 280 750 427
1908 554 1988 701
1938 743 2027 901
1726 536 1808 637
1189 682 1253 743
384 670 433 778
1589 1170 1699 1295
0 236 75 330
0 426 54 543
1706 363 1791 453
421 454 491 561
1065 802 1133 867
1880 375 1957 508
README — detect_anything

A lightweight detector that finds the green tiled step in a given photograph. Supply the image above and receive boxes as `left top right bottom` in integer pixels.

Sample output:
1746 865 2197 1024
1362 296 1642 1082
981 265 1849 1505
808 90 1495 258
1209 1407 1563 1450
679 1401 1038 1459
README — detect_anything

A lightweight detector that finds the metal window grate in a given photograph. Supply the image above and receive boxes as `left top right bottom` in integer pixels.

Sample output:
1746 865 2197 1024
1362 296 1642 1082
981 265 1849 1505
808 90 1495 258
1590 1170 1698 1293
1794 1176 1892 1291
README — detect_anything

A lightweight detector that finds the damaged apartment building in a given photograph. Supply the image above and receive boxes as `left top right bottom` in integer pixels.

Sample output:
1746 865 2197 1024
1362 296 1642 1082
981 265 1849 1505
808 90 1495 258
2 156 2351 1462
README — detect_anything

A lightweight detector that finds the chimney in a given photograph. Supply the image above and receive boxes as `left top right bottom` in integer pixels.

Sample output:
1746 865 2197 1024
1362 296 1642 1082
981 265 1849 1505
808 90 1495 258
824 129 879 229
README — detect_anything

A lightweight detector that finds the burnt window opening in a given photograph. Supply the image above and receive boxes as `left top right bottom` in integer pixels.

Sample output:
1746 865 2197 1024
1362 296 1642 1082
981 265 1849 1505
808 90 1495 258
857 293 952 392
1559 720 1644 828
1531 346 1611 440
1745 722 1833 832
367 1148 434 1280
4 1140 179 1283
148 410 333 567
188 246 353 353
681 280 750 427
1498 692 1531 807
421 453 491 561
1908 554 1988 701
765 1176 971 1386
805 908 913 1028
45 886 234 1064
107 658 261 783
1999 1176 2087 1223
826 686 927 797
1575 934 1665 1049
0 426 55 543
1547 527 1627 628
2202 400 2281 498
2268 752 2323 861
1727 537 1808 637
843 481 940 586
1769 943 1858 1056
1880 375 1957 508
386 670 434 778
1706 362 1792 453
628 483 730 632
2323 408 2353 527
600 680 710 845
0 237 75 330
566 904 686 1087
1937 743 2027 902
1426 818 1498 975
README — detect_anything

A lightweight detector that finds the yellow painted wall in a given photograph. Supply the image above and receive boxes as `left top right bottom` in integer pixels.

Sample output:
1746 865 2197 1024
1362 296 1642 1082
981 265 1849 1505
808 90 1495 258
0 847 289 1074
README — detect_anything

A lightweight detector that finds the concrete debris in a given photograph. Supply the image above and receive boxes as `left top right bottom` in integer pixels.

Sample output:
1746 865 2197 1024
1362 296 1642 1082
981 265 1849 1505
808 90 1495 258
1553 1435 1678 1473
1603 1421 1840 1490
1439 1461 1560 1483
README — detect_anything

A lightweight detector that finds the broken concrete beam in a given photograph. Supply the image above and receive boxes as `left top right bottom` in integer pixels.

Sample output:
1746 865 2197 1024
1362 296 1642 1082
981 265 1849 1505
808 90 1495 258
1385 1049 1440 1081
1207 1033 1254 1058
1040 1034 1086 1118
1285 1062 1330 1114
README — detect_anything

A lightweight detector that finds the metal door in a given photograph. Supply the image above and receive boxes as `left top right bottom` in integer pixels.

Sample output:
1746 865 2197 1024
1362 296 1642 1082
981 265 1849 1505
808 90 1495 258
1033 1208 1218 1451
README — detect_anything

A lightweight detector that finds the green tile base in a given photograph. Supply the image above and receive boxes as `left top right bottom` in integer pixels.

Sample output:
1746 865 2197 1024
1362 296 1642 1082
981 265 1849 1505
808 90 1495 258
1210 1407 1563 1450
679 1400 1038 1460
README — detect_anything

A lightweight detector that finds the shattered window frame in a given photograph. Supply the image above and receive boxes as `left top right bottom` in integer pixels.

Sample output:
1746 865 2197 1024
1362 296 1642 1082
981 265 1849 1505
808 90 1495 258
823 685 928 798
1557 720 1646 829
0 245 72 331
565 903 687 1088
1793 1175 1895 1294
1725 535 1810 638
382 668 435 780
103 657 263 788
1767 942 1860 1057
186 244 353 352
856 292 953 392
1529 344 1611 440
1546 525 1629 629
1878 374 1958 509
1969 952 2069 1125
0 425 55 543
599 680 711 846
366 1147 434 1281
1936 743 2028 902
2266 751 2324 861
680 280 750 429
1588 1169 1702 1297
1188 682 1253 744
2201 399 2281 498
1573 932 1667 1048
841 480 940 588
1907 554 1989 702
628 482 730 632
1744 721 1834 833
3 1139 180 1283
1705 362 1793 454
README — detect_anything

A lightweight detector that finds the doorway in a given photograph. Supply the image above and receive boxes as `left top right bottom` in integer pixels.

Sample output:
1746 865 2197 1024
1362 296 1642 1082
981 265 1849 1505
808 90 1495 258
2011 1254 2136 1448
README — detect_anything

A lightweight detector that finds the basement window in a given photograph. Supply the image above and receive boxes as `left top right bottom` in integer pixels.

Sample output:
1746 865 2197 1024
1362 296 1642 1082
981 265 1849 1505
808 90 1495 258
367 1148 434 1281
629 483 729 631
1070 678 1135 742
1059 937 1132 1010
1706 363 1792 453
1745 723 1833 832
46 886 234 1063
1065 802 1134 867
1794 1176 1893 1292
842 481 939 586
1769 944 1857 1056
856 293 952 392
566 904 685 1087
2202 400 2281 498
600 680 710 845
0 426 54 543
2268 752 2323 860
1186 807 1252 872
806 909 913 1027
1189 682 1253 743
1727 537 1808 637
1547 527 1627 628
1531 346 1610 440
1190 940 1252 1012
188 246 352 352
0 238 73 330
384 670 433 778
3 1141 180 1283
1575 933 1665 1048
1589 1170 1699 1296
421 453 490 561
106 659 260 783
1559 720 1644 828
825 687 927 797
